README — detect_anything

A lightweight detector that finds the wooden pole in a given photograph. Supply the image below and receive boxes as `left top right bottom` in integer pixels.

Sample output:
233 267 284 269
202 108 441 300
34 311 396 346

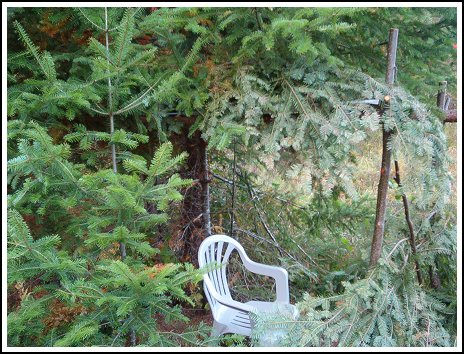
425 82 453 289
436 80 447 110
437 81 457 124
369 28 399 267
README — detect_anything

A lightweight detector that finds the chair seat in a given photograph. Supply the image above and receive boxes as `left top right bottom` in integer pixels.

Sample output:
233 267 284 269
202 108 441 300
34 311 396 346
215 306 252 336
214 300 298 336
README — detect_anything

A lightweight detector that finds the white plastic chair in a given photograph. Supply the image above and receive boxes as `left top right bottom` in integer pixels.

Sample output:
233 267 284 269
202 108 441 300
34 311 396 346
198 234 298 337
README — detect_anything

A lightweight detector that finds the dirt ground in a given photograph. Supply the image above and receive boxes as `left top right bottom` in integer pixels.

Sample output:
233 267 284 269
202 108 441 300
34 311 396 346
156 307 213 334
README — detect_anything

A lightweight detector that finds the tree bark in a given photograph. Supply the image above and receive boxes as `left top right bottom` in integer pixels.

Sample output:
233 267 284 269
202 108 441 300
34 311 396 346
170 120 210 267
369 28 399 267
201 146 212 237
370 128 393 266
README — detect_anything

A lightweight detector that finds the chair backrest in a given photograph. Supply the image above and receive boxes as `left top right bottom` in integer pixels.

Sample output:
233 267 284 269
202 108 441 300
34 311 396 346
198 234 248 312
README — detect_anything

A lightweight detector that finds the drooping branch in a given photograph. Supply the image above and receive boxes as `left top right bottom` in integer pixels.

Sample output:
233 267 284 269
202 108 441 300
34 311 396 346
393 161 423 285
213 171 321 268
234 228 291 260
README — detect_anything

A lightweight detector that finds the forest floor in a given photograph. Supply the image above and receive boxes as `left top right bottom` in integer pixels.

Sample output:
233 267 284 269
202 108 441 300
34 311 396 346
157 307 213 334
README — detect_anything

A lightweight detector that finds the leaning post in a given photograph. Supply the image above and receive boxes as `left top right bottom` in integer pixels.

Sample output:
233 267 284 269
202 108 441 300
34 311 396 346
369 28 399 267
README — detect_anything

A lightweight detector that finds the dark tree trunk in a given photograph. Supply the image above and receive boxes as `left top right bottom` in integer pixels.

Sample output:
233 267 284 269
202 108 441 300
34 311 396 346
170 118 210 267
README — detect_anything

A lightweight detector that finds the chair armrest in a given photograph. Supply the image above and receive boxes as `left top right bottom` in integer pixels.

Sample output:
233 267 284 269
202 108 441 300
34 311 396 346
203 277 256 313
241 260 290 303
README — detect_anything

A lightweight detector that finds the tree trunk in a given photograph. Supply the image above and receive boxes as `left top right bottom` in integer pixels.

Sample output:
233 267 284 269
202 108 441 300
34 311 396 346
370 128 393 266
369 28 399 267
170 119 210 267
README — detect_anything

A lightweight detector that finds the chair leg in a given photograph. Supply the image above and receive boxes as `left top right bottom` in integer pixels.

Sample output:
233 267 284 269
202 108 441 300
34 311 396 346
211 320 227 337
208 321 229 347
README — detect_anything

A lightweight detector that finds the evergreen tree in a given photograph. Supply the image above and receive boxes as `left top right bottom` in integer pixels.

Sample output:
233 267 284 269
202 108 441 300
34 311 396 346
7 121 211 346
7 6 457 347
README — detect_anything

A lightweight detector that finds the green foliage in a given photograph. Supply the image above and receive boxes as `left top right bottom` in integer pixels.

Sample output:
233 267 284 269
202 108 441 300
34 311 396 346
7 120 85 221
355 72 452 210
7 209 87 285
9 22 100 123
252 247 454 347
54 262 203 346
7 123 206 347
202 58 451 210
7 295 49 346
330 8 457 101
7 6 456 348
146 142 188 178
53 320 100 347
